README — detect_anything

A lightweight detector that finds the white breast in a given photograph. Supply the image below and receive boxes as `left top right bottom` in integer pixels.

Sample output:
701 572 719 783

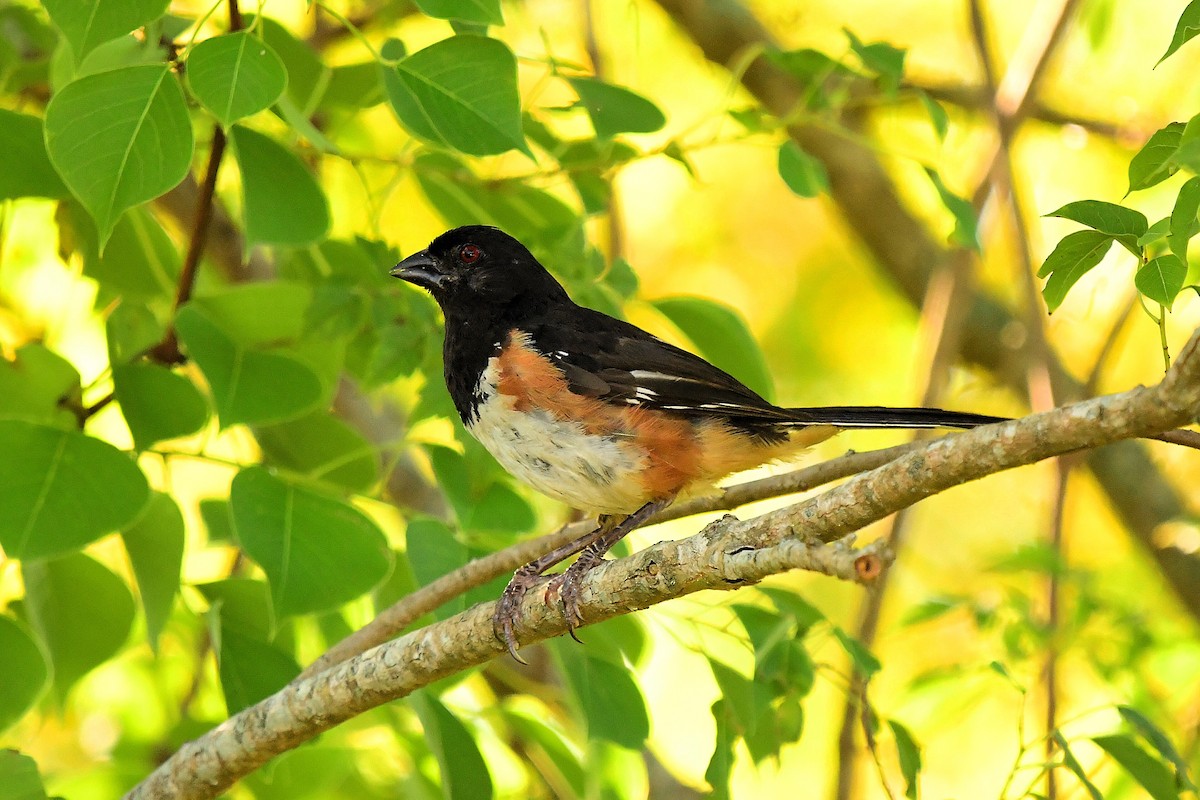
467 359 649 514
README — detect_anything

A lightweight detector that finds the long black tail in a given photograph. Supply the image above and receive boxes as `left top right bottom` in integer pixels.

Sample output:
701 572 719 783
784 405 1006 430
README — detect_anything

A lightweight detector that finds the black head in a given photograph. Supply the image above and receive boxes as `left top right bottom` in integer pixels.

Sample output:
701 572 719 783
391 226 571 313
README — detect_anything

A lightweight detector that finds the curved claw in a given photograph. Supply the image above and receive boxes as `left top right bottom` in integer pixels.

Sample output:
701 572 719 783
550 558 598 643
493 579 531 663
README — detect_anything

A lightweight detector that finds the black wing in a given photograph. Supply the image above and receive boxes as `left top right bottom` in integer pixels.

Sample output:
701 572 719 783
524 306 1005 432
525 306 795 424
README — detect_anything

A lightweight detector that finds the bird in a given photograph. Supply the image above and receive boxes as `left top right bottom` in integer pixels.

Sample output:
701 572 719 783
392 225 1003 660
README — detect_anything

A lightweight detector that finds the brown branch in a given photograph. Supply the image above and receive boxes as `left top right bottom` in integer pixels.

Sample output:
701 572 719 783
300 440 923 678
912 82 1138 141
125 326 1200 800
1153 429 1200 450
149 1 242 365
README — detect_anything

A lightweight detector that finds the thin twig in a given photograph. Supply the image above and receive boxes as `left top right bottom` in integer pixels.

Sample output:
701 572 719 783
150 0 241 364
1151 428 1200 450
150 128 228 364
1044 456 1073 800
1084 294 1138 396
970 5 1085 798
582 0 624 259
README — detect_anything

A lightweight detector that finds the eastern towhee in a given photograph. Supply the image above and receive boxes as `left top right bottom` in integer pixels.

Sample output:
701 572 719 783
393 225 1003 659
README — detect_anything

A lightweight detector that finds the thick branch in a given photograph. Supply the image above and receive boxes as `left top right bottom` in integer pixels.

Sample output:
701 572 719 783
651 0 1200 622
126 327 1200 799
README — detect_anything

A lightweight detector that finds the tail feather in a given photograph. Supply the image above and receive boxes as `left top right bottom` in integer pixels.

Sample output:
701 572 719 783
783 405 1005 430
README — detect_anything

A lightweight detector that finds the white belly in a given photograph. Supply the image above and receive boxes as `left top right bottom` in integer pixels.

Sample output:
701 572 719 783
467 362 650 514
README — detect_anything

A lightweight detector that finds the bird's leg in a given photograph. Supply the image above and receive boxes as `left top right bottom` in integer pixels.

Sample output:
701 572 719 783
551 498 673 641
494 519 614 662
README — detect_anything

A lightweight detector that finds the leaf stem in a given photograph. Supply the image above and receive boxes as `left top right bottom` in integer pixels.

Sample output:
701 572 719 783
1158 301 1171 370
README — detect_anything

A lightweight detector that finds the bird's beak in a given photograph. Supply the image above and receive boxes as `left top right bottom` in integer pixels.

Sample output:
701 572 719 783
391 249 447 289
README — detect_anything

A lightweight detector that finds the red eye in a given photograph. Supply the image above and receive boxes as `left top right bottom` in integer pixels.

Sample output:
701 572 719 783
459 244 482 264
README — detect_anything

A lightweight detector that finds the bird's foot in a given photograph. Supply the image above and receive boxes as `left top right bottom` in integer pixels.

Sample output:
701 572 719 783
493 567 548 663
547 548 607 643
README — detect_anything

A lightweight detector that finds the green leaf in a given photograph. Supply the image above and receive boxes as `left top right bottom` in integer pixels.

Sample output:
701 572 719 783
705 699 735 800
463 482 536 535
0 421 149 560
1140 216 1173 248
1037 230 1114 312
731 604 815 695
105 303 167 366
42 0 168 65
255 411 380 493
256 16 328 113
413 0 503 26
199 498 236 543
0 750 50 800
652 296 774 401
901 597 962 626
767 47 862 90
1157 0 1200 66
917 90 949 142
1052 731 1103 800
114 363 210 449
187 31 287 126
844 29 905 94
557 647 650 749
887 720 922 800
566 77 666 138
1172 113 1200 172
0 110 67 200
174 304 324 428
44 65 194 249
70 203 180 300
229 125 330 248
414 153 579 245
0 344 80 427
1128 122 1185 193
706 658 778 762
23 553 135 701
759 587 827 632
320 62 385 110
1118 705 1198 791
384 35 528 156
1169 176 1200 261
195 578 274 639
231 466 393 617
1135 255 1187 308
833 626 881 677
501 706 585 797
924 167 979 251
190 282 313 345
409 692 495 800
777 140 829 198
1092 734 1178 800
405 519 469 621
1045 200 1147 257
0 617 49 733
214 624 300 714
120 493 185 652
